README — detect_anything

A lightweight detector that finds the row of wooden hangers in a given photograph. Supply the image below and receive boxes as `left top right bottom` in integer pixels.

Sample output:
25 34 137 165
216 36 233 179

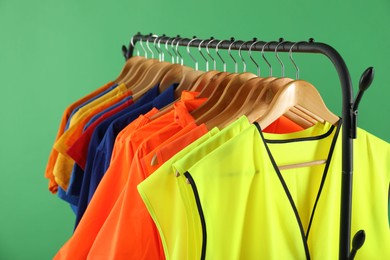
110 35 340 169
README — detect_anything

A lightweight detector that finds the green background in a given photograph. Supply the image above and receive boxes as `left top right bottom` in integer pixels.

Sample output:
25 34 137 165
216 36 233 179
0 0 389 259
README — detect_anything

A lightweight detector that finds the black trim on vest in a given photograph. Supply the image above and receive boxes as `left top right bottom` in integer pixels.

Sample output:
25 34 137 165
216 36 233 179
264 124 335 144
306 119 341 239
184 171 207 260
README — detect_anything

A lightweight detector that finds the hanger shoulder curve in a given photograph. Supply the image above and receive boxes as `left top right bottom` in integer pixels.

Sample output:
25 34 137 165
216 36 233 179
256 80 339 129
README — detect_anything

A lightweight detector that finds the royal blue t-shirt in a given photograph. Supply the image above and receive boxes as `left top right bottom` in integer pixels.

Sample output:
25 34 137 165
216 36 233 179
74 84 176 228
84 95 133 130
66 85 160 201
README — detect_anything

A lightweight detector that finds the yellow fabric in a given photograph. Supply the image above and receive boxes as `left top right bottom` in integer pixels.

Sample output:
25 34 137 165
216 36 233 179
182 120 390 259
52 84 129 190
138 116 251 260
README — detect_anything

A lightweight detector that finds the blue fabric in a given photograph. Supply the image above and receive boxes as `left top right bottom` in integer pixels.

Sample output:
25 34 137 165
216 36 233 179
65 95 133 198
67 85 159 200
84 95 133 131
65 83 118 129
74 84 176 228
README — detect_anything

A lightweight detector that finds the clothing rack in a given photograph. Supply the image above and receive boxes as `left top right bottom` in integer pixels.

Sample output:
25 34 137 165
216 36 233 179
122 33 374 260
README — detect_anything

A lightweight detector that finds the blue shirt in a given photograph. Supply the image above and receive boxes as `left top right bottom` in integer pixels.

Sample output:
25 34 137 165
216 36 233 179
74 84 176 228
67 85 159 200
83 95 133 130
65 95 133 198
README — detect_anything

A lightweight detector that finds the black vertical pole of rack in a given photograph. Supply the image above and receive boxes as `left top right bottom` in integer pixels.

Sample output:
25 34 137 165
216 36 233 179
125 34 354 259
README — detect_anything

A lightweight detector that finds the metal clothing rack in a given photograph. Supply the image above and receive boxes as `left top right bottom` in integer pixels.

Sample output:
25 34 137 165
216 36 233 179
122 32 374 260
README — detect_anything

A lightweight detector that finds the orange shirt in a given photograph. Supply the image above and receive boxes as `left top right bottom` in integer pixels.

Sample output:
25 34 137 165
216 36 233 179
87 101 206 259
55 92 206 260
263 115 304 134
142 124 209 175
45 81 114 193
54 110 163 260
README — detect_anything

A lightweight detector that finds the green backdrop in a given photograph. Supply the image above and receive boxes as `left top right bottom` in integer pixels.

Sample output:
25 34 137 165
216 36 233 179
0 0 388 259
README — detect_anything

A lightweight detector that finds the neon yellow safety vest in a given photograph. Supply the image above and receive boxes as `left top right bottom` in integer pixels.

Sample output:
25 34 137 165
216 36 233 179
183 120 389 259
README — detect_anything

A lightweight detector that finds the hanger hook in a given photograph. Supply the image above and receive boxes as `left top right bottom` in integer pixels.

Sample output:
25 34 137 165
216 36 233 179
261 41 273 76
147 34 157 59
164 37 175 64
289 41 306 79
228 38 239 73
171 35 181 64
198 39 209 71
249 38 261 76
187 37 199 71
130 35 140 56
206 38 217 70
275 38 287 77
156 35 166 62
158 36 168 62
216 40 227 72
140 37 148 58
176 38 188 65
239 41 252 72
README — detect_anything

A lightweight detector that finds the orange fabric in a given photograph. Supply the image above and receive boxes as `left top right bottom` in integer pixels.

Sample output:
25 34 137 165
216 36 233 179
52 89 132 190
45 81 114 194
263 115 304 134
87 101 206 259
54 92 206 260
143 124 209 175
54 111 174 260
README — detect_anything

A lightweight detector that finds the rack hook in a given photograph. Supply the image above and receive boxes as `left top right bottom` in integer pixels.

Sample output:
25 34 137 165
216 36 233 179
349 230 366 260
350 67 375 138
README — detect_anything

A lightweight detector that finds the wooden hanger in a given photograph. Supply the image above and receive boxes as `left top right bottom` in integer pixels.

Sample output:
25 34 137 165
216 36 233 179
196 72 230 98
208 76 275 129
204 76 266 129
130 61 178 100
246 77 315 128
226 77 276 126
147 69 205 121
158 65 193 93
120 58 159 88
190 73 236 120
113 56 146 83
189 70 222 92
255 79 339 129
198 72 257 127
175 70 204 94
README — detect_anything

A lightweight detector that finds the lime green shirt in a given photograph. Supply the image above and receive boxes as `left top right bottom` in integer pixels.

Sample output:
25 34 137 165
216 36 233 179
183 120 389 259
